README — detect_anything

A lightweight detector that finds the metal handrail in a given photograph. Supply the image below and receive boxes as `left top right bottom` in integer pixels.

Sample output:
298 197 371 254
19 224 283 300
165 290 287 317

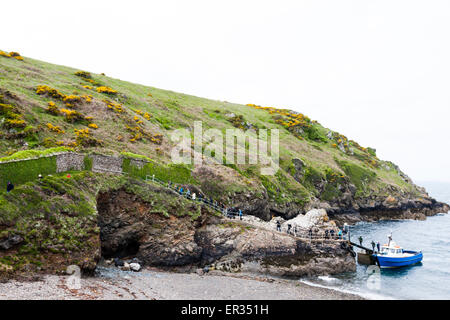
144 174 344 242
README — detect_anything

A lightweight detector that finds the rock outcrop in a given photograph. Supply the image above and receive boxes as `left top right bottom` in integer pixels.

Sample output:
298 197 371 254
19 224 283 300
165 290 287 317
97 187 356 277
195 219 355 277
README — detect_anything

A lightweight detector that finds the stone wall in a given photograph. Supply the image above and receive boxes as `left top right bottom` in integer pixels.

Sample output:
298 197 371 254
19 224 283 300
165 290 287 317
90 154 123 173
129 158 148 169
0 152 152 187
56 152 85 173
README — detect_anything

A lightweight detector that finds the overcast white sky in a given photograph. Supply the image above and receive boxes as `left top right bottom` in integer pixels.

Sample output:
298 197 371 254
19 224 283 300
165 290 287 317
2 0 450 182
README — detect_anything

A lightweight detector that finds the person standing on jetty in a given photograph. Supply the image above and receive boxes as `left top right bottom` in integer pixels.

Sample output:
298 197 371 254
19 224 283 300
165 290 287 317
6 181 14 193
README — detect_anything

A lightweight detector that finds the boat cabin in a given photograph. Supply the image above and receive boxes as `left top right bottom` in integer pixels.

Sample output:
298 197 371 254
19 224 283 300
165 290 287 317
380 242 404 256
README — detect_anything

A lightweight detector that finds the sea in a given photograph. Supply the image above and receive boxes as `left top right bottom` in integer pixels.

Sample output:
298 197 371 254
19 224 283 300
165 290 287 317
300 181 450 300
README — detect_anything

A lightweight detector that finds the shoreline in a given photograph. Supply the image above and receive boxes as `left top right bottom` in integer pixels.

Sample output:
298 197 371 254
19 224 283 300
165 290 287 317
0 267 364 300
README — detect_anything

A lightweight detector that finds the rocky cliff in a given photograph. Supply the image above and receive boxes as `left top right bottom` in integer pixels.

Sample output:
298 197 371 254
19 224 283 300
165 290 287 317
0 51 448 229
0 173 355 280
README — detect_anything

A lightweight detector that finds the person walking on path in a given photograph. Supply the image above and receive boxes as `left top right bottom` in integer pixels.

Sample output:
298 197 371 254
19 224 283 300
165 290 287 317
192 193 196 200
238 209 243 220
338 229 342 239
287 224 292 235
358 236 363 246
330 229 335 239
179 187 184 195
276 221 281 232
6 181 14 193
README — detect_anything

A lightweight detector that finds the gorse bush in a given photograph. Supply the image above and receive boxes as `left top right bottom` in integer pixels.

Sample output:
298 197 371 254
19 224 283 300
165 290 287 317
0 96 29 132
74 71 92 79
47 123 65 134
96 86 117 95
74 128 102 147
46 101 59 115
60 108 84 123
0 50 24 61
36 85 66 100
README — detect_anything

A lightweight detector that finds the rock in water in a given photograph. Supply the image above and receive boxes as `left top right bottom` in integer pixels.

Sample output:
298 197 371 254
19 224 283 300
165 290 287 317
129 263 141 272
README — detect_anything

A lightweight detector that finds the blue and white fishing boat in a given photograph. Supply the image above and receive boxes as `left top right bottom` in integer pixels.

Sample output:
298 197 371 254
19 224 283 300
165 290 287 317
373 234 423 268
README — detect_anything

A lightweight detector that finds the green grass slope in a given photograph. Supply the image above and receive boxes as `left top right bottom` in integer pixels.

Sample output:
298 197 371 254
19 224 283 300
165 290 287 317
0 50 425 210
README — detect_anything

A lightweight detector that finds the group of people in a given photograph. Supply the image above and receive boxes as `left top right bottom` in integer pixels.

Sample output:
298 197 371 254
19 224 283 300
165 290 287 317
275 221 349 240
357 236 382 252
168 181 243 221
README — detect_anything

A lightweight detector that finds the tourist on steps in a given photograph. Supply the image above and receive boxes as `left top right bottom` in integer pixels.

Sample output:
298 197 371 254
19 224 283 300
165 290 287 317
287 224 292 234
238 209 243 220
6 181 14 193
192 193 196 200
276 221 281 232
179 187 184 195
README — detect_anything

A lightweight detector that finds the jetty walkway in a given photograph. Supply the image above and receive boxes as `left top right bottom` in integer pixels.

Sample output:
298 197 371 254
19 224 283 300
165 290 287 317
143 174 347 244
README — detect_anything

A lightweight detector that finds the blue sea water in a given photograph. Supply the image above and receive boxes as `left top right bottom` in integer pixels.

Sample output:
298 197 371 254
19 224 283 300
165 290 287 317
301 181 450 300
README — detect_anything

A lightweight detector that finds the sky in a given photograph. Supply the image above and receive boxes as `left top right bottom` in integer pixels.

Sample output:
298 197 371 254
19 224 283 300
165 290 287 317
2 0 450 182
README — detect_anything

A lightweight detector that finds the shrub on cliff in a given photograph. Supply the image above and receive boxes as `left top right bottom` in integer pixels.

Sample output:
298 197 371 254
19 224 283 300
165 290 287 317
335 158 376 196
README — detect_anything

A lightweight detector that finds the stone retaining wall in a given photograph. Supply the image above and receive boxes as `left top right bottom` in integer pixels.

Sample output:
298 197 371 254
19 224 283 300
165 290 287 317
90 154 123 173
129 158 148 169
56 152 85 173
0 152 150 185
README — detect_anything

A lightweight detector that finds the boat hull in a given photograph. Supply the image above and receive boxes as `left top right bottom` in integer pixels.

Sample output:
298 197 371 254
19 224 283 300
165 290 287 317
373 251 423 268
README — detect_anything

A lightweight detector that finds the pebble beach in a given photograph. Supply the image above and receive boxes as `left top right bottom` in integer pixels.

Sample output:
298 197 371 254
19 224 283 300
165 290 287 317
0 267 363 300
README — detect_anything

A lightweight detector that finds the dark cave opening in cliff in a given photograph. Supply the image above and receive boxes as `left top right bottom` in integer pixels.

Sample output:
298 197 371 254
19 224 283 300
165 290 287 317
96 191 142 260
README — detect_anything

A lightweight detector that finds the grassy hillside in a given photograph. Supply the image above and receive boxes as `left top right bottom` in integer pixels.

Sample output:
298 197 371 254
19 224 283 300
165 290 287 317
0 50 424 210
